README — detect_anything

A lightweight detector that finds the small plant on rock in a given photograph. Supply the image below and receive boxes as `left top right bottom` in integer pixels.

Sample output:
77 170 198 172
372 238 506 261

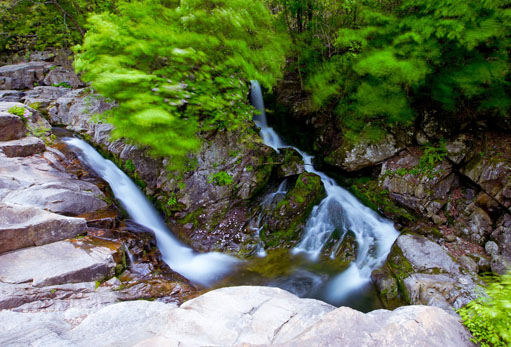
207 171 233 186
8 105 31 123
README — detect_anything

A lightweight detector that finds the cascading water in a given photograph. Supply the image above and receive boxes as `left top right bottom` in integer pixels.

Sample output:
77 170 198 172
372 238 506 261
249 81 400 302
63 138 239 286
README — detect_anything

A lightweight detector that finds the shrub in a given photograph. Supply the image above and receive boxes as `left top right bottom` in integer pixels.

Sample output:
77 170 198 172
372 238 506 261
458 273 511 347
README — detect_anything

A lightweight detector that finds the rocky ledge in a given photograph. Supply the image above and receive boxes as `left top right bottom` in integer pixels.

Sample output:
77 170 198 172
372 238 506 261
0 286 474 347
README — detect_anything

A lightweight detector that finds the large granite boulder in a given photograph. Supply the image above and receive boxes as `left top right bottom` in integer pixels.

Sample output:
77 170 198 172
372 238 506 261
0 204 87 254
0 286 474 346
375 234 479 312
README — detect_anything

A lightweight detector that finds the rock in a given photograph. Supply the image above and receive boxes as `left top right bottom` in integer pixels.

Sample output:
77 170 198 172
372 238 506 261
43 67 85 89
484 240 499 256
385 234 478 310
488 214 511 274
23 86 71 111
326 133 403 172
0 281 117 313
0 101 51 138
461 133 511 209
2 181 108 216
287 304 474 347
0 90 24 102
0 62 52 90
29 51 56 62
0 204 87 254
460 205 493 245
0 286 474 346
0 136 45 157
445 134 475 165
262 172 326 247
380 148 455 218
0 239 119 287
0 112 26 141
277 147 305 177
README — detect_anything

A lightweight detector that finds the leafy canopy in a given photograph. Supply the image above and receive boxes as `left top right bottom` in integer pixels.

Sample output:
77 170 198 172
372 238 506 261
74 0 289 169
273 0 511 142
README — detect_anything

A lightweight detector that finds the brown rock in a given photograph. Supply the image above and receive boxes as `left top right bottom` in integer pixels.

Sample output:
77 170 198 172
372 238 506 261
0 137 45 157
0 112 26 141
0 203 87 254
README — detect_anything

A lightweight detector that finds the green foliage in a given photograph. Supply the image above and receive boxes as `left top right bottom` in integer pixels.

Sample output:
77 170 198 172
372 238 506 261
8 105 31 123
7 105 26 117
52 82 73 89
275 0 511 141
418 144 447 175
207 171 233 186
459 273 511 346
123 159 136 173
0 0 118 53
74 0 288 171
167 192 177 207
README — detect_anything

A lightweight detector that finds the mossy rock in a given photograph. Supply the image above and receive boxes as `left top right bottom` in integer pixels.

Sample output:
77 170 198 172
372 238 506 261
262 172 326 248
277 147 305 178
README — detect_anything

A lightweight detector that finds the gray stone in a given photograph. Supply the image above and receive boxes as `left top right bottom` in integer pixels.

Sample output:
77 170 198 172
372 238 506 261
397 234 460 274
0 62 52 90
0 203 87 254
445 134 474 165
0 240 117 287
43 67 85 89
0 286 474 347
23 86 71 111
0 281 118 313
2 181 107 216
0 136 45 157
0 112 26 141
0 90 24 102
326 134 403 172
485 240 499 256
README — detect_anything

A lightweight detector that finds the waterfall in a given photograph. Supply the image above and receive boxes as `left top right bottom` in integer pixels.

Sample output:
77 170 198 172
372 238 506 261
249 81 400 301
63 138 239 287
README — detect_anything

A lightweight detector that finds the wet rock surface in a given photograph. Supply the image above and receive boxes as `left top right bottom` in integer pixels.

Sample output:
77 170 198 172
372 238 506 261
0 286 474 346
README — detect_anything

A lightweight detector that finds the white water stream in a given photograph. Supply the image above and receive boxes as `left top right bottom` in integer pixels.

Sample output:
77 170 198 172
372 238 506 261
63 138 239 286
250 81 400 301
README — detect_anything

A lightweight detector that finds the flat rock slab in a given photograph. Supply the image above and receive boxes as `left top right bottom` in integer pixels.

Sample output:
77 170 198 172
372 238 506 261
0 203 87 254
0 239 117 287
0 112 26 141
0 286 474 346
2 181 107 216
0 281 118 313
0 136 45 157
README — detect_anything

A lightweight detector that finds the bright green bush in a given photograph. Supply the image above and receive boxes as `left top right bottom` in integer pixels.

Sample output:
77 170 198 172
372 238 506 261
207 171 233 186
74 0 289 170
458 273 511 346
